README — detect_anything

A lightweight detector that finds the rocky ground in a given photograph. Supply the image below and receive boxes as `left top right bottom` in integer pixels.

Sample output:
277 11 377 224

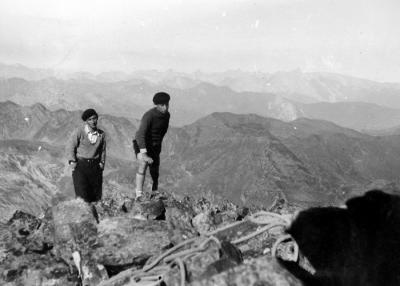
0 188 304 286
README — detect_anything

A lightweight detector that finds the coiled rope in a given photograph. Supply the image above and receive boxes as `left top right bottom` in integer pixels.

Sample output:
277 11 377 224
98 211 297 286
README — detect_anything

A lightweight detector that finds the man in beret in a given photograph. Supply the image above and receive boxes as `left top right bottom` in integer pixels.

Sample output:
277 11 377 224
66 108 106 202
133 92 170 200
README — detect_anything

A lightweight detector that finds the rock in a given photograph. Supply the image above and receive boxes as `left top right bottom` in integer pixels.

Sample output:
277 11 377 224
95 192 166 221
219 240 243 264
52 198 108 285
165 201 198 244
52 199 97 244
212 219 284 259
236 230 276 260
163 241 221 285
29 207 55 253
0 223 25 258
0 188 299 286
200 241 243 279
6 210 41 234
192 210 215 235
0 252 79 285
191 197 213 214
130 199 166 220
0 209 54 262
190 256 303 286
201 258 238 280
213 211 237 227
5 211 45 254
94 192 135 220
236 207 250 220
164 240 244 285
149 190 170 201
0 210 74 285
212 220 258 242
93 217 170 268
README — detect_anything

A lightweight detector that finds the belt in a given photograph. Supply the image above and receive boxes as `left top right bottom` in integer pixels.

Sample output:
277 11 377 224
77 157 100 163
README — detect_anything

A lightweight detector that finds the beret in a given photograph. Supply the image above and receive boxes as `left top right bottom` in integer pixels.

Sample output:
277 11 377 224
153 92 170 105
81 108 98 121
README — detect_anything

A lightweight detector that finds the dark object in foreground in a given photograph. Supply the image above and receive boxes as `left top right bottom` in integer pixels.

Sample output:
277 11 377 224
281 190 400 286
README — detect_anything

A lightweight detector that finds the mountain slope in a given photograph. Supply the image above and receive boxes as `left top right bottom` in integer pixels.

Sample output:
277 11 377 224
162 113 400 207
1 103 400 216
0 140 66 221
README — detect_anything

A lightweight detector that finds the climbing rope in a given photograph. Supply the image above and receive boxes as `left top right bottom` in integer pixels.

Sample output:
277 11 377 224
142 237 198 272
171 258 186 286
98 211 296 286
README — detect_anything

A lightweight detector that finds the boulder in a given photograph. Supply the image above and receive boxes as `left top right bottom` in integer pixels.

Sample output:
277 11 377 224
192 210 215 235
163 241 220 285
129 199 166 220
93 217 170 267
200 241 243 279
164 240 243 285
4 210 52 254
0 252 79 286
165 201 198 244
51 198 108 285
190 256 303 286
0 211 79 286
6 210 41 234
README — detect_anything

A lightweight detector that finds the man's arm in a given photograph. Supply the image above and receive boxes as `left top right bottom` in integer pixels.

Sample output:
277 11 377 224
135 111 154 163
100 132 106 169
66 129 80 163
160 113 170 138
135 111 151 153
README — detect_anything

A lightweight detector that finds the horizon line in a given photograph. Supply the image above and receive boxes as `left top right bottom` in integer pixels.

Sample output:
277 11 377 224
0 61 398 84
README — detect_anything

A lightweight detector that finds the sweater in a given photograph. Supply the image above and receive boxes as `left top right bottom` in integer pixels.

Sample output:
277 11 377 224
66 125 106 164
135 107 170 152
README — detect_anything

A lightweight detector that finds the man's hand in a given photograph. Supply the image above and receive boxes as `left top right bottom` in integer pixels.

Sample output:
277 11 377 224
99 162 105 170
138 153 153 164
69 161 77 171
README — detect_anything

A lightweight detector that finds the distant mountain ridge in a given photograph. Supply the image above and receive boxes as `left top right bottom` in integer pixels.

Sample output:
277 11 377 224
2 62 400 104
297 101 400 132
1 79 400 132
1 62 400 131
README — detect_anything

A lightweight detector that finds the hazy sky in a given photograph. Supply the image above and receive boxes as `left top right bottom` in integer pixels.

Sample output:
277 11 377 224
0 0 399 82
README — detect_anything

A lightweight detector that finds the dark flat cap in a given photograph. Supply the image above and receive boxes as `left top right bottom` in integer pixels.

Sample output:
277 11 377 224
81 108 98 121
153 92 170 105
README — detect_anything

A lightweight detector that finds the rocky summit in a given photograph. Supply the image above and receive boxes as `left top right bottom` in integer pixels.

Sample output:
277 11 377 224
0 186 302 286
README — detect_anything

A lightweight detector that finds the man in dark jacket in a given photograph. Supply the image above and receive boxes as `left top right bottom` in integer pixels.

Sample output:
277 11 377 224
133 92 170 200
66 108 106 202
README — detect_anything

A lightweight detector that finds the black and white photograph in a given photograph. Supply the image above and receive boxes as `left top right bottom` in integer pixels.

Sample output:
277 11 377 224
1 0 400 285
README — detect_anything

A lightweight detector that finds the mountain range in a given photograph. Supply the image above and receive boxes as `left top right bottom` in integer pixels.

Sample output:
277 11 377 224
1 102 400 221
1 62 400 132
165 112 400 207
